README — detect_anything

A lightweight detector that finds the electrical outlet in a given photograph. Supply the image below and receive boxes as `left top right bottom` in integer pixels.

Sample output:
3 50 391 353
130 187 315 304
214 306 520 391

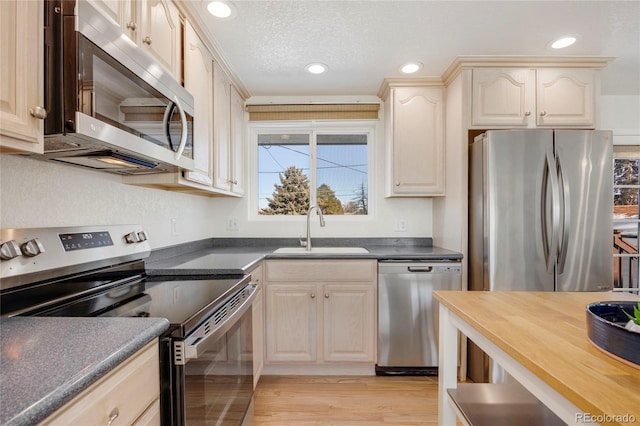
395 219 408 232
227 217 239 231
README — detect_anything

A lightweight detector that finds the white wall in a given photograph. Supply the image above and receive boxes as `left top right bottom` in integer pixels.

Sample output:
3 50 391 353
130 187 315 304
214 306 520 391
600 95 640 144
207 195 432 238
0 155 217 248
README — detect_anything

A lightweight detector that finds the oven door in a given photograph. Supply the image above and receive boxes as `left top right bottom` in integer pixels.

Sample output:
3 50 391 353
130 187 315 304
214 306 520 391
168 286 256 426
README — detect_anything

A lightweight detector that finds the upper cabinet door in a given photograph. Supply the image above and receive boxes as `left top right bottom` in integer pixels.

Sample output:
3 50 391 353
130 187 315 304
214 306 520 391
389 86 445 196
536 68 596 127
229 85 246 195
89 0 180 80
87 0 136 39
183 21 214 186
472 68 535 127
212 62 232 192
138 0 182 80
0 0 44 153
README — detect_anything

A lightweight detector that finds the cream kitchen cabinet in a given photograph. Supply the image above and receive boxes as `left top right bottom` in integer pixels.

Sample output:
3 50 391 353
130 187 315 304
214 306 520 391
40 340 160 426
471 68 597 128
380 81 445 197
89 0 182 80
0 0 44 154
264 260 376 366
213 63 245 195
174 59 244 195
229 84 246 195
182 20 214 187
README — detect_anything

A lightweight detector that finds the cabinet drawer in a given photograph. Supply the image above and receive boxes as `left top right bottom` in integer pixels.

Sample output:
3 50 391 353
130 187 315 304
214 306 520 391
133 399 160 426
265 260 376 282
41 340 160 426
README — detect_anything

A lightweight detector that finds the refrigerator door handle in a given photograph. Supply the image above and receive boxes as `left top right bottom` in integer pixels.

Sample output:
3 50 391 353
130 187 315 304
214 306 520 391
541 150 561 273
557 157 570 274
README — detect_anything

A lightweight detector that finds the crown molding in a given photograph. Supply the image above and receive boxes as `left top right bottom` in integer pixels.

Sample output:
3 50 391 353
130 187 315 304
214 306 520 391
377 77 444 100
441 55 615 87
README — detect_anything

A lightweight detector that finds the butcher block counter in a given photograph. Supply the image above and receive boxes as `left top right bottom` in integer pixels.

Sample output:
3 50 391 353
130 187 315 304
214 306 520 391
434 291 640 426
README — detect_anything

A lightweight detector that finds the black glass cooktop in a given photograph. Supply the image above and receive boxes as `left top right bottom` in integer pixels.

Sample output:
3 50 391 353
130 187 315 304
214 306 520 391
6 267 250 338
142 276 249 335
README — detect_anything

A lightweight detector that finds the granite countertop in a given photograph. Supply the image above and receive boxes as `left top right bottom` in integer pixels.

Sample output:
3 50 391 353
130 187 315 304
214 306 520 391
145 237 463 276
0 317 170 426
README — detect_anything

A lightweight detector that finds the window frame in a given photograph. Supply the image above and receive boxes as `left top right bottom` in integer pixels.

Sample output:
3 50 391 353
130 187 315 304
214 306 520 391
613 146 640 290
249 120 377 222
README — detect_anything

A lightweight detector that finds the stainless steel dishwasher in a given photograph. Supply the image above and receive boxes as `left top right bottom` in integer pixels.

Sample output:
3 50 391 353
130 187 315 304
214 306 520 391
377 260 462 375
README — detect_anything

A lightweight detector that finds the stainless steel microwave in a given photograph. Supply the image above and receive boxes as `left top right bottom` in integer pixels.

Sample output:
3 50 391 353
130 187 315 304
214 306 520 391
39 0 195 174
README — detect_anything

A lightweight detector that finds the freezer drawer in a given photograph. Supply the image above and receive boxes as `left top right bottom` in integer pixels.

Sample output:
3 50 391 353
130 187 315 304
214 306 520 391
377 261 462 373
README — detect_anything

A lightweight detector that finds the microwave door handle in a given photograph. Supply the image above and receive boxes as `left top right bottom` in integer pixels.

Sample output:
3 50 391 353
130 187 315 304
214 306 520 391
163 102 177 151
173 95 188 160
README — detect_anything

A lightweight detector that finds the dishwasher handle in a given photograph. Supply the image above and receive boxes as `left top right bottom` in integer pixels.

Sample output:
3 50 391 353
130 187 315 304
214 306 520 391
406 266 433 273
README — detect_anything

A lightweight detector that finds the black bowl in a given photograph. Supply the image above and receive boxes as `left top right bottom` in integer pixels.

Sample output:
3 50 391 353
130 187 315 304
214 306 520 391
586 302 640 367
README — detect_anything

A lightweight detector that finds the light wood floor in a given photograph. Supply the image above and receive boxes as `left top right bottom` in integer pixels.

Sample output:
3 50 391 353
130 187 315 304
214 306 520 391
243 375 446 425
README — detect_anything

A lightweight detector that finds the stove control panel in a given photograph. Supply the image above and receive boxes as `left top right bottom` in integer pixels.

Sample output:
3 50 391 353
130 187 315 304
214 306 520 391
0 225 151 291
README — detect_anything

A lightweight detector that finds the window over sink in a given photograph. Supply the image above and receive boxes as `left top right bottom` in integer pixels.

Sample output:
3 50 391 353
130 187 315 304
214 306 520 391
251 124 372 217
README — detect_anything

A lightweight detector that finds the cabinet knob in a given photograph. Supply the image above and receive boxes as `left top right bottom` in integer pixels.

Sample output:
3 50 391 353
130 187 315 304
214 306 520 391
395 181 400 186
540 111 547 117
143 36 152 45
324 293 329 298
524 111 531 117
106 407 119 426
310 293 316 299
29 106 48 120
126 21 137 31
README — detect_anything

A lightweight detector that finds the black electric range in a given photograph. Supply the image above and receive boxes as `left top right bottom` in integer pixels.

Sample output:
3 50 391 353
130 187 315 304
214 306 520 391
0 225 257 425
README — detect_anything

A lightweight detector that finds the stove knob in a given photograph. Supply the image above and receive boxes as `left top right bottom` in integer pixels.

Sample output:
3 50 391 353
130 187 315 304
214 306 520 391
21 238 45 257
0 240 23 260
137 231 148 242
124 232 140 244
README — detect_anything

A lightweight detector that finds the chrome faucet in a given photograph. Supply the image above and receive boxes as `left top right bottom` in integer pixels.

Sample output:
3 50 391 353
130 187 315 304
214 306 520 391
304 205 325 251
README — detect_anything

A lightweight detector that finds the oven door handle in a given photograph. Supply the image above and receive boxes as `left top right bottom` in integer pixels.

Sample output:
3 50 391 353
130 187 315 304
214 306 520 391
175 284 257 365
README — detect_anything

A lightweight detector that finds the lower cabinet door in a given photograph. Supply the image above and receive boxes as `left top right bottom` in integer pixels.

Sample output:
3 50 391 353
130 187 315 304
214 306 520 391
323 284 375 362
265 284 317 362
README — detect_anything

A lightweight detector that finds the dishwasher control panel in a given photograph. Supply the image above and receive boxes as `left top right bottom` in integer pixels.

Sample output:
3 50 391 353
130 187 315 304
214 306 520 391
430 264 462 273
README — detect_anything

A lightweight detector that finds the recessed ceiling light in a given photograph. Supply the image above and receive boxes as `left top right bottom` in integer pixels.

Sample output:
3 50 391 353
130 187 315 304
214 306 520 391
305 63 328 74
207 1 236 19
401 62 423 74
551 35 577 49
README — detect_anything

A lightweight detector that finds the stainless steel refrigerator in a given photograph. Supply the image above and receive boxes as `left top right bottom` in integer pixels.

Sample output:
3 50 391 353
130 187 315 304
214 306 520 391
468 129 613 383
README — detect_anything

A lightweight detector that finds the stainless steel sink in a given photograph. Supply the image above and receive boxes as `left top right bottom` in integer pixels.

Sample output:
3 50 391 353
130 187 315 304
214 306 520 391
273 247 369 254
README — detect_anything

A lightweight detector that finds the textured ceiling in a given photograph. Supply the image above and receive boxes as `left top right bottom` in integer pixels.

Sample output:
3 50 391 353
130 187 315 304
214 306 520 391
183 1 640 98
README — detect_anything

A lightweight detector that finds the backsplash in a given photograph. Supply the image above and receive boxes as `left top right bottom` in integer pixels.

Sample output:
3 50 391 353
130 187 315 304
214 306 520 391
0 154 216 248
